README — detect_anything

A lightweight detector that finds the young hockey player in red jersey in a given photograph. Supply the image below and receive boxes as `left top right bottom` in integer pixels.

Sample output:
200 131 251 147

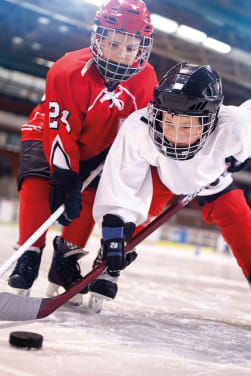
92 62 251 310
8 0 157 304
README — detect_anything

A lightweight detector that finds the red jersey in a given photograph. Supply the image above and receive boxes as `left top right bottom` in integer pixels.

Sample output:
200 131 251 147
43 47 157 173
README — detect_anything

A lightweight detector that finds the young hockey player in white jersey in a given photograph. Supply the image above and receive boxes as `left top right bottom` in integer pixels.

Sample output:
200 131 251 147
90 61 251 309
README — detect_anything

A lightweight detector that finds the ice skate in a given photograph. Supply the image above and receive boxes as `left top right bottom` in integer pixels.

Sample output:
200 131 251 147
88 246 119 313
88 269 119 313
8 246 43 296
47 236 89 306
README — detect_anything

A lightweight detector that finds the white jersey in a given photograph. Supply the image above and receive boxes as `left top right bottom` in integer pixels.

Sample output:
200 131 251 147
93 100 251 227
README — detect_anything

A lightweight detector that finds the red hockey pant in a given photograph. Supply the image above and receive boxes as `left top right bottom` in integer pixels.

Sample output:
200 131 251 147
19 177 50 247
202 189 251 279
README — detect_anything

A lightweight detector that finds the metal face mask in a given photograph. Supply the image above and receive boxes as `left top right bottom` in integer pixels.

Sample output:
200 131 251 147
148 104 217 160
91 26 152 82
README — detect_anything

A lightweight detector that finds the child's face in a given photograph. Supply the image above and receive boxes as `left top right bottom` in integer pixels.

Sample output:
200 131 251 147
99 30 141 66
162 112 203 146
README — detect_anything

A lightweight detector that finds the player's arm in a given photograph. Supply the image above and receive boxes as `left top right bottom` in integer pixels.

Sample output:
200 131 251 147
228 99 251 166
44 64 82 173
44 63 83 225
225 156 251 172
93 114 152 228
93 115 151 271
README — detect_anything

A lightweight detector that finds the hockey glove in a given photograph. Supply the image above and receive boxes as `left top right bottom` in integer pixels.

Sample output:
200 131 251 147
225 156 250 172
49 168 82 226
102 214 137 272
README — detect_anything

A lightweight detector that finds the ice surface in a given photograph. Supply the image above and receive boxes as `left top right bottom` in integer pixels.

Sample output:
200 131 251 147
0 223 251 376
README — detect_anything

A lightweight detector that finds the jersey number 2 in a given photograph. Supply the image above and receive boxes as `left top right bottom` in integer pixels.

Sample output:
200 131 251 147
49 102 71 133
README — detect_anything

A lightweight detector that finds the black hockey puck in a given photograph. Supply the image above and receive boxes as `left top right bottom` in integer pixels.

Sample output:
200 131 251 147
9 331 43 349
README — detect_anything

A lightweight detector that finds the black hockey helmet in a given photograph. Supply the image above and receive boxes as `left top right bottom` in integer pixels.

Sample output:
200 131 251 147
148 61 224 160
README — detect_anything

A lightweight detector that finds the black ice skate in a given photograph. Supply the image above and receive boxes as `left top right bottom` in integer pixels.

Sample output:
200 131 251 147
47 236 89 306
8 246 43 297
88 245 119 313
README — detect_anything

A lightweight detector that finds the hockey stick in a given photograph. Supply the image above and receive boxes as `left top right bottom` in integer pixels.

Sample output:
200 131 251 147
0 163 104 278
0 193 193 321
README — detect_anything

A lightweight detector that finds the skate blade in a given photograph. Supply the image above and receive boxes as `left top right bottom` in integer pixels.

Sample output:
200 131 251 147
88 293 112 313
46 282 60 297
68 294 83 306
14 288 31 297
46 282 82 306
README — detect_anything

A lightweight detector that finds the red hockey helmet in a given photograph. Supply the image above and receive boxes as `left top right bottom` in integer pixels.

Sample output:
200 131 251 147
90 0 153 82
95 0 153 37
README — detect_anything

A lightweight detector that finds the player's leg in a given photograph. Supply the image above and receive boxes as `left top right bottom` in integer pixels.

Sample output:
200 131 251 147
46 188 96 304
8 139 51 294
8 176 50 294
201 187 251 280
89 167 173 310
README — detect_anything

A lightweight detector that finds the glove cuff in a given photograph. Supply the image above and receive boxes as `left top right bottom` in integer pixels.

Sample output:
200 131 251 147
103 226 124 241
51 169 82 192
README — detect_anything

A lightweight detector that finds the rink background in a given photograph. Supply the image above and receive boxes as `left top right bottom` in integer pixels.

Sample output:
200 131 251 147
0 223 251 376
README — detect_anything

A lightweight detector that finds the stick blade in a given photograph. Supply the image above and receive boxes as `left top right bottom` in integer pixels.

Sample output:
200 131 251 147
0 292 43 321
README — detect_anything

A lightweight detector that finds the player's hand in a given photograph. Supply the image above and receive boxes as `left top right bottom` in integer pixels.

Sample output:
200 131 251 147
225 156 250 172
102 214 136 271
49 168 82 226
120 249 138 269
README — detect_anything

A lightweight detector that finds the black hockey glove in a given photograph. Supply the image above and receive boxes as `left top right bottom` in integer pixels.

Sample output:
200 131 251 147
225 156 250 172
49 168 82 226
102 214 137 272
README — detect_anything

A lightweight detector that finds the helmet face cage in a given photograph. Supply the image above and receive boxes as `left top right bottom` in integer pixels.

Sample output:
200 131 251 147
148 103 217 161
90 25 153 82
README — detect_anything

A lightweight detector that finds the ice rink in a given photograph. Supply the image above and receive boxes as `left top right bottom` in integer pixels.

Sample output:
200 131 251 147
0 223 251 376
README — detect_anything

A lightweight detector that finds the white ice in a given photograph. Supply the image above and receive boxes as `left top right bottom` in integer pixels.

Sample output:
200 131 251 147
0 223 251 376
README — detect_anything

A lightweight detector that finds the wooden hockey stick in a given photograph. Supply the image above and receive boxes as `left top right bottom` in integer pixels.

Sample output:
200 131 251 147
0 163 104 278
0 193 194 321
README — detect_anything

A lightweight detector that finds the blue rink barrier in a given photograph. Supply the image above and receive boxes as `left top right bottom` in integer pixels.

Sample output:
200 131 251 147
170 228 187 244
